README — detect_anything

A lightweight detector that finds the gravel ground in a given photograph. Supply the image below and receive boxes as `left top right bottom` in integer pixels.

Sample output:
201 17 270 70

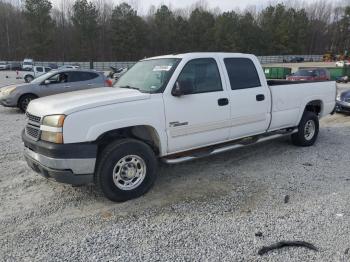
1 72 350 261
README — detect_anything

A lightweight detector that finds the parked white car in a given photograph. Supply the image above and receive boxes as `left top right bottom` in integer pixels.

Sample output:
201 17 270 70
22 58 34 71
23 53 336 202
335 60 350 67
0 61 10 70
19 66 52 83
58 65 80 70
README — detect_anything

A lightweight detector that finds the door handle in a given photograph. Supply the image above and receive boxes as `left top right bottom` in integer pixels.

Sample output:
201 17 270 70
218 98 229 106
64 85 71 88
256 94 265 101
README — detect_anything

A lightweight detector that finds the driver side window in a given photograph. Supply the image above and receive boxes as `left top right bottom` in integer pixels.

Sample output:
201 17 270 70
177 58 222 94
47 73 69 84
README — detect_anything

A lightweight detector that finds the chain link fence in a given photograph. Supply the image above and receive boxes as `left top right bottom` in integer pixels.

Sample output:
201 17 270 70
3 55 324 70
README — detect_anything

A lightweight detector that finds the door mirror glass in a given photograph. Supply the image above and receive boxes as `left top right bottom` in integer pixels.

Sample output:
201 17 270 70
172 80 194 97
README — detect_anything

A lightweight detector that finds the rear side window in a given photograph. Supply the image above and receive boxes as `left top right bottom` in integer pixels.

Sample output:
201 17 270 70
224 58 261 90
45 67 51 72
177 58 222 94
36 67 43 72
69 72 99 82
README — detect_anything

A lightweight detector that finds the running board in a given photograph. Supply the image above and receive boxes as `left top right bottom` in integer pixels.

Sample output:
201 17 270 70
163 129 298 164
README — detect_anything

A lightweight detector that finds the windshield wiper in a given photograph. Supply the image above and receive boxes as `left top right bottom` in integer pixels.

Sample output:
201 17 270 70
118 85 140 90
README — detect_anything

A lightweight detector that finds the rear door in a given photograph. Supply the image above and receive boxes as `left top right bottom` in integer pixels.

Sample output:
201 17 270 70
221 56 271 139
66 71 103 91
163 57 231 153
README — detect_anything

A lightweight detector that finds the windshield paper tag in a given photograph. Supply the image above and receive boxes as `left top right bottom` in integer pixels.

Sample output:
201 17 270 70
153 65 172 72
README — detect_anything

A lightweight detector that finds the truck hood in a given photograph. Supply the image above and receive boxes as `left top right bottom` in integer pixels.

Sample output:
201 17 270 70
27 87 151 117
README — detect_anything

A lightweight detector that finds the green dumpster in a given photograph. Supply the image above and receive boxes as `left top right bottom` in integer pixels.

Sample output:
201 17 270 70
327 67 350 81
263 67 292 79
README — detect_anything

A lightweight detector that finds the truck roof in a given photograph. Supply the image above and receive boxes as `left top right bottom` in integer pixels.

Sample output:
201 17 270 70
143 52 254 61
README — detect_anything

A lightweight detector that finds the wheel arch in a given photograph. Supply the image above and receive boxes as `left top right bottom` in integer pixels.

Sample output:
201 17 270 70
297 99 323 125
95 125 163 158
17 93 39 107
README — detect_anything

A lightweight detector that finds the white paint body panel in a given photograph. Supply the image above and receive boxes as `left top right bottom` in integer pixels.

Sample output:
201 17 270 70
25 53 336 158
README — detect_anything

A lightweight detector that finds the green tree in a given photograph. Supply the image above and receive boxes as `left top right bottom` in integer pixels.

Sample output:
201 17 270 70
188 8 216 51
24 0 54 59
152 5 176 54
214 11 240 52
71 0 99 60
111 3 147 60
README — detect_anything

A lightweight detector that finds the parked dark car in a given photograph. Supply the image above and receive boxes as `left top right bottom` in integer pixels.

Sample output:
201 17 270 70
10 62 22 71
286 68 330 81
336 90 350 113
289 57 305 63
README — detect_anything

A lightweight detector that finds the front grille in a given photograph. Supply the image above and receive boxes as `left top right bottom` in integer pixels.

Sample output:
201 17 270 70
26 125 40 140
25 112 41 140
26 112 41 124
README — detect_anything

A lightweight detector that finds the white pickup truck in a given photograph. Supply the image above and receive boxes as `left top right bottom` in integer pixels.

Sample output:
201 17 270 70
22 53 336 202
19 66 52 83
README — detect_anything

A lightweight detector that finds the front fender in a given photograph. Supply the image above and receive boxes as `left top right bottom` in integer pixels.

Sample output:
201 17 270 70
62 97 167 155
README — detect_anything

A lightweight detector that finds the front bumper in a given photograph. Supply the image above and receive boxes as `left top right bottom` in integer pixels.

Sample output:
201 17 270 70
0 95 17 107
22 131 97 185
335 100 350 113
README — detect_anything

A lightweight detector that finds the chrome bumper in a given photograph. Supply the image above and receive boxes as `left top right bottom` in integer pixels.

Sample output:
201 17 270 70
24 147 96 175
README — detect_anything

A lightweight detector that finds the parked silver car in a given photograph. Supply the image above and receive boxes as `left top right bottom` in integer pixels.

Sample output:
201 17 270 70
0 69 111 112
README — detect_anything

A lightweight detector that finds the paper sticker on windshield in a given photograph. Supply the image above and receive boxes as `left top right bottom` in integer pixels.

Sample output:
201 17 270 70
153 65 172 72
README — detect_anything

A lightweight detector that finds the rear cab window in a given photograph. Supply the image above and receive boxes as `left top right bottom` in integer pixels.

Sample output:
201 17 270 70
224 58 261 90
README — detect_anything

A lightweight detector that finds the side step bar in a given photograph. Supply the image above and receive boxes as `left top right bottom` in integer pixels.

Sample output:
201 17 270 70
163 129 298 164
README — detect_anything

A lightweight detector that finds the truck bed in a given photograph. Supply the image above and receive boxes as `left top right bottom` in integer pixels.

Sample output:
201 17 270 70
268 80 336 131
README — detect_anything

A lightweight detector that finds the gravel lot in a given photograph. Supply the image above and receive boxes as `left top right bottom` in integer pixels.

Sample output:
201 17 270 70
1 69 350 261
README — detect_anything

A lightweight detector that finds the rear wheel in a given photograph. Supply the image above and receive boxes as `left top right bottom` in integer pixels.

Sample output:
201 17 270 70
95 139 158 202
18 94 37 112
24 75 34 83
291 111 319 147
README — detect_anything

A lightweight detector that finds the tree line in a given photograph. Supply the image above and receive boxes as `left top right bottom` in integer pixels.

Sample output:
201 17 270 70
0 0 350 61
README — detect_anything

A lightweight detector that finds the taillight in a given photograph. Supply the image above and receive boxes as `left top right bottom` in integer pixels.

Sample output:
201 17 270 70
105 79 113 87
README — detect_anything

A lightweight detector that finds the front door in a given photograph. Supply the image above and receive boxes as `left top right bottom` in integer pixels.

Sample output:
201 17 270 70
39 72 71 96
164 58 231 153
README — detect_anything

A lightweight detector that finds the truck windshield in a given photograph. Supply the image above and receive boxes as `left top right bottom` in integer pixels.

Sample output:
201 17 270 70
114 58 181 93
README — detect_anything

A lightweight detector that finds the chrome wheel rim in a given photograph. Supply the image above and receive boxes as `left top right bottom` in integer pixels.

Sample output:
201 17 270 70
112 155 146 191
304 120 315 141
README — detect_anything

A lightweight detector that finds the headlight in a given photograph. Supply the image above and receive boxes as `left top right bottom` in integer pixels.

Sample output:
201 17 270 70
40 131 63 144
40 115 65 143
336 93 341 101
2 86 16 95
42 115 65 127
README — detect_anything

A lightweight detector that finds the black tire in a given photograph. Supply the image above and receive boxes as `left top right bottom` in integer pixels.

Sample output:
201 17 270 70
18 94 37 112
291 111 319 147
24 75 34 83
95 139 158 202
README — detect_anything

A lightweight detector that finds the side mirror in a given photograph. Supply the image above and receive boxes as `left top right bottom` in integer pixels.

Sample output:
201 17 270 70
44 80 51 85
172 80 194 97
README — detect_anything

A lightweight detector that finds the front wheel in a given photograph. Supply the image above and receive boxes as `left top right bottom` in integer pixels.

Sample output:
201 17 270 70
18 94 37 112
291 111 319 147
95 139 158 202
